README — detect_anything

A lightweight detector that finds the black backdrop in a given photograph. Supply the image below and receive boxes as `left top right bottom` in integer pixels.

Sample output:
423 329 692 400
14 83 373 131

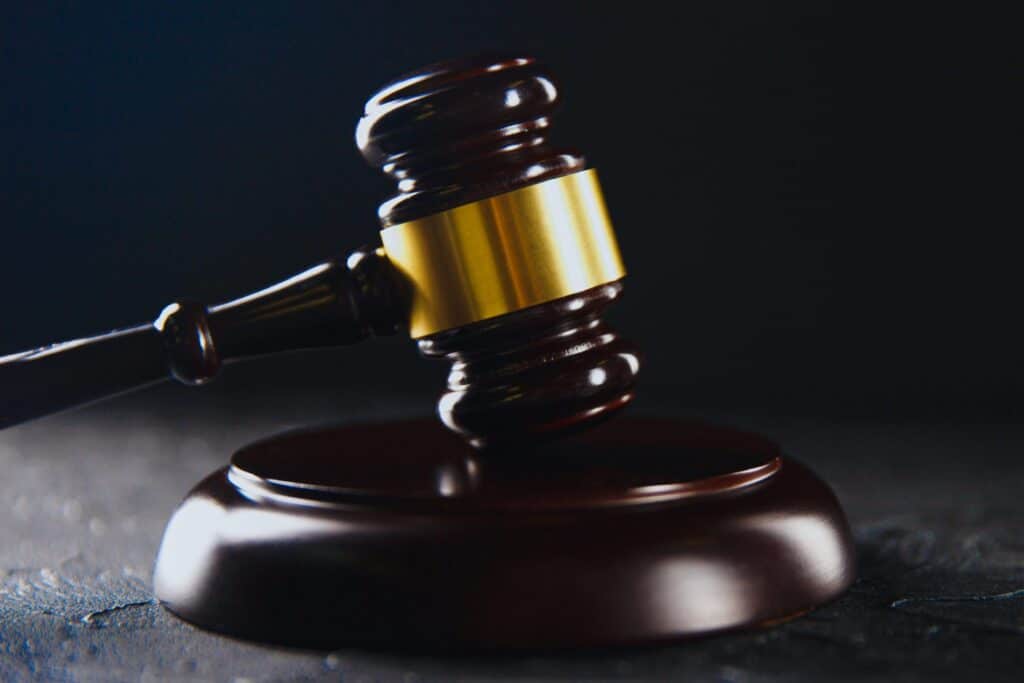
2 3 1016 420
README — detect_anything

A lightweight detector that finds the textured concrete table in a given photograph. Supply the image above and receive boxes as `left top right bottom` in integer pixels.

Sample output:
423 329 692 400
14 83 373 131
2 378 1022 682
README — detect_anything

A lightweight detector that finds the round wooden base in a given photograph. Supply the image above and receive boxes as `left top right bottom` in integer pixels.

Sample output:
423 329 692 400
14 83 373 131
153 418 854 651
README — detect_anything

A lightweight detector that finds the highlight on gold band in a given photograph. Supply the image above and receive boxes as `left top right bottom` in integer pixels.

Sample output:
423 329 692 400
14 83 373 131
380 169 625 339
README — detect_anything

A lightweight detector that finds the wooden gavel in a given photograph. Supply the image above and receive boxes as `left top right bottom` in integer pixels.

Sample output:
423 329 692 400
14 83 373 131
0 55 641 449
4 55 856 651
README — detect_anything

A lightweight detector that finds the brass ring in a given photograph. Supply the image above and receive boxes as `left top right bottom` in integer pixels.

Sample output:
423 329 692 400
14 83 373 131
380 169 626 338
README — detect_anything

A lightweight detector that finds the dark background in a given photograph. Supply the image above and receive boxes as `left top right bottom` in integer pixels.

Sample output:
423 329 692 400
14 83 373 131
2 7 1023 681
2 3 1016 420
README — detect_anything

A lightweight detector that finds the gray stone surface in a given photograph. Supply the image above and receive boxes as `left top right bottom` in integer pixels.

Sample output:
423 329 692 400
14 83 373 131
2 384 1022 682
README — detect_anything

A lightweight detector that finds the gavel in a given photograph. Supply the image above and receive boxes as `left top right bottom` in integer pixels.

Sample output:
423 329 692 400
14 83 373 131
0 54 640 449
5 55 854 651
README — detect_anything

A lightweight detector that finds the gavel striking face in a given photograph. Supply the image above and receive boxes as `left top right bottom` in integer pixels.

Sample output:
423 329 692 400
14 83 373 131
0 55 640 449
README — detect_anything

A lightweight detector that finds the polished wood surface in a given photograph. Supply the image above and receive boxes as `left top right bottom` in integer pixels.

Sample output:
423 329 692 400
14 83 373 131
0 246 403 429
357 55 585 227
420 282 639 449
358 55 641 448
154 417 855 651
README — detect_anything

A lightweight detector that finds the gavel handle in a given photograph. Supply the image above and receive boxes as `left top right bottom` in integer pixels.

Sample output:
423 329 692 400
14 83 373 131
0 246 405 430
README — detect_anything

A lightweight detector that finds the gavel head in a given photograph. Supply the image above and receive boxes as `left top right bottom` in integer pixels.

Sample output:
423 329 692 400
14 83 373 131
356 55 641 450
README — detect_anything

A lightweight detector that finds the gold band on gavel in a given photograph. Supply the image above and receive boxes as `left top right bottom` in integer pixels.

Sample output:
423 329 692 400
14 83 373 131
380 169 625 339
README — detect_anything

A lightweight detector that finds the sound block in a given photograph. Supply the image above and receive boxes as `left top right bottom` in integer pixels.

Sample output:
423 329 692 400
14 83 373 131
153 418 855 651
